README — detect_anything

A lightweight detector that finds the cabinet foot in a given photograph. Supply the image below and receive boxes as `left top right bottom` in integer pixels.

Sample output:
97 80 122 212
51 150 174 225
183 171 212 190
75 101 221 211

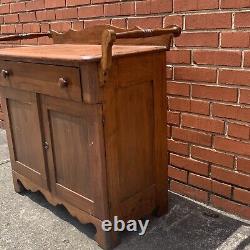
95 223 120 250
12 174 25 193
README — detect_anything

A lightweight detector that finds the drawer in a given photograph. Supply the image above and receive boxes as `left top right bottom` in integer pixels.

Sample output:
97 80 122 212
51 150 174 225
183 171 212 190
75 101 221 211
0 61 82 102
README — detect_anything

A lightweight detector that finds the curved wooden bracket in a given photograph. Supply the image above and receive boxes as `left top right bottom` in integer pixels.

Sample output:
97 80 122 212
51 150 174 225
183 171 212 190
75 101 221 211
99 25 181 86
100 29 117 85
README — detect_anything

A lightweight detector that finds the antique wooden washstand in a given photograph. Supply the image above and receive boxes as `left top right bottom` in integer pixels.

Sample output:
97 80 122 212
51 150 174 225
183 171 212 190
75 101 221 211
0 25 181 249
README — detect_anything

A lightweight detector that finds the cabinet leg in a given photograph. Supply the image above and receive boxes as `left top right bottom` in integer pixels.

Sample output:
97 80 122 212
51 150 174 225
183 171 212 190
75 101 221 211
12 173 25 193
95 223 120 250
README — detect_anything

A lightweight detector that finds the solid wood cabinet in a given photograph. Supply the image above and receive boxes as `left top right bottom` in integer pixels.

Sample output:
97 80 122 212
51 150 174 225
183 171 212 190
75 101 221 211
0 25 181 249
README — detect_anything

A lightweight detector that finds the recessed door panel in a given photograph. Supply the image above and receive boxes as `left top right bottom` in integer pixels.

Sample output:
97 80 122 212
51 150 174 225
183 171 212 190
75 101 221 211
49 110 92 199
0 87 48 189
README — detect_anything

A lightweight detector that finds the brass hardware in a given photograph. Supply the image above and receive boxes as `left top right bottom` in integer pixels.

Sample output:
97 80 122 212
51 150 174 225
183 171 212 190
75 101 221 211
1 69 9 79
58 77 68 88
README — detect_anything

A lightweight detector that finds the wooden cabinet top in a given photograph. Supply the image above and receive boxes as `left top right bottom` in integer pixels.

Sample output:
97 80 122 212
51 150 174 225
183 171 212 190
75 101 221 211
0 44 166 64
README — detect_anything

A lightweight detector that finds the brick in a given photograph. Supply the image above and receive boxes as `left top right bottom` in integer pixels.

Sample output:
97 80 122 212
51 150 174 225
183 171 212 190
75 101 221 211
221 32 250 48
15 24 22 33
21 38 38 45
78 5 103 18
228 123 250 140
92 0 117 3
237 157 250 174
193 50 241 67
19 12 36 22
219 69 250 87
175 67 217 83
214 136 250 157
127 16 162 29
168 97 210 115
189 174 211 191
167 81 190 97
0 4 10 14
172 126 211 149
212 180 232 198
38 36 53 45
135 0 150 15
45 0 65 8
219 70 250 86
167 111 180 125
66 0 90 6
111 18 126 28
170 180 208 203
72 20 84 30
174 0 219 12
55 8 78 19
211 165 250 189
186 13 232 30
190 99 210 115
41 23 50 32
166 66 173 80
167 50 191 64
244 51 250 67
182 114 225 134
104 3 120 16
176 32 219 48
192 85 238 102
23 23 40 33
240 89 250 105
170 154 209 176
120 1 135 15
4 14 18 24
150 0 172 14
234 188 250 205
84 18 110 28
26 0 45 11
221 0 250 8
168 139 189 156
235 12 250 28
10 2 25 13
213 103 250 123
168 166 188 183
1 24 15 34
36 10 56 21
211 195 250 220
191 146 234 168
164 15 183 28
50 22 71 32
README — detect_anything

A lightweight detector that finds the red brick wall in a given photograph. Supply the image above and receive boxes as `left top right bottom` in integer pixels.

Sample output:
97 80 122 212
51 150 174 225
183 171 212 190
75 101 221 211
0 0 249 219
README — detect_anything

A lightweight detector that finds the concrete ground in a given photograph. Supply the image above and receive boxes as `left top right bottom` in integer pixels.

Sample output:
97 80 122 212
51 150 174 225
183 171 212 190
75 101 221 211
0 129 249 250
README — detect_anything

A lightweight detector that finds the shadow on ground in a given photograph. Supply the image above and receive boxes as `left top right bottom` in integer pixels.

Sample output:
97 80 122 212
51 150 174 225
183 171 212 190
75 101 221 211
0 129 249 250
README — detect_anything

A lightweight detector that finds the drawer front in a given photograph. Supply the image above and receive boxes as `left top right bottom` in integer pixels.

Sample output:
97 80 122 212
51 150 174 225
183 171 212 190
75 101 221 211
0 61 82 102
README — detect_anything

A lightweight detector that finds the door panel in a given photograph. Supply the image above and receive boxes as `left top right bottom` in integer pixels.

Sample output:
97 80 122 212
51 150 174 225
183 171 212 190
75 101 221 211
0 87 48 189
41 95 108 218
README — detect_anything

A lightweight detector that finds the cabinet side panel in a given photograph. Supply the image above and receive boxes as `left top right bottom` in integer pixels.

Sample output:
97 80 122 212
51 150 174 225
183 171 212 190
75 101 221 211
117 82 155 201
104 52 168 220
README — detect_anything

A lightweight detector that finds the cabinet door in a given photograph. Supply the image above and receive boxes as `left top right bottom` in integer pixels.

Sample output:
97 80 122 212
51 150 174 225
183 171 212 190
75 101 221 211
0 87 49 189
41 95 108 219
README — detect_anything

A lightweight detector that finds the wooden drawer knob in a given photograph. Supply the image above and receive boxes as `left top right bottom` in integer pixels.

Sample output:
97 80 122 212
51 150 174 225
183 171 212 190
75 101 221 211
58 77 68 88
1 69 9 79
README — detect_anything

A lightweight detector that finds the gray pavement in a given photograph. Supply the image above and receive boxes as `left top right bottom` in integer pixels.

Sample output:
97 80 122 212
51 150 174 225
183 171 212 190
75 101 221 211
0 129 249 250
